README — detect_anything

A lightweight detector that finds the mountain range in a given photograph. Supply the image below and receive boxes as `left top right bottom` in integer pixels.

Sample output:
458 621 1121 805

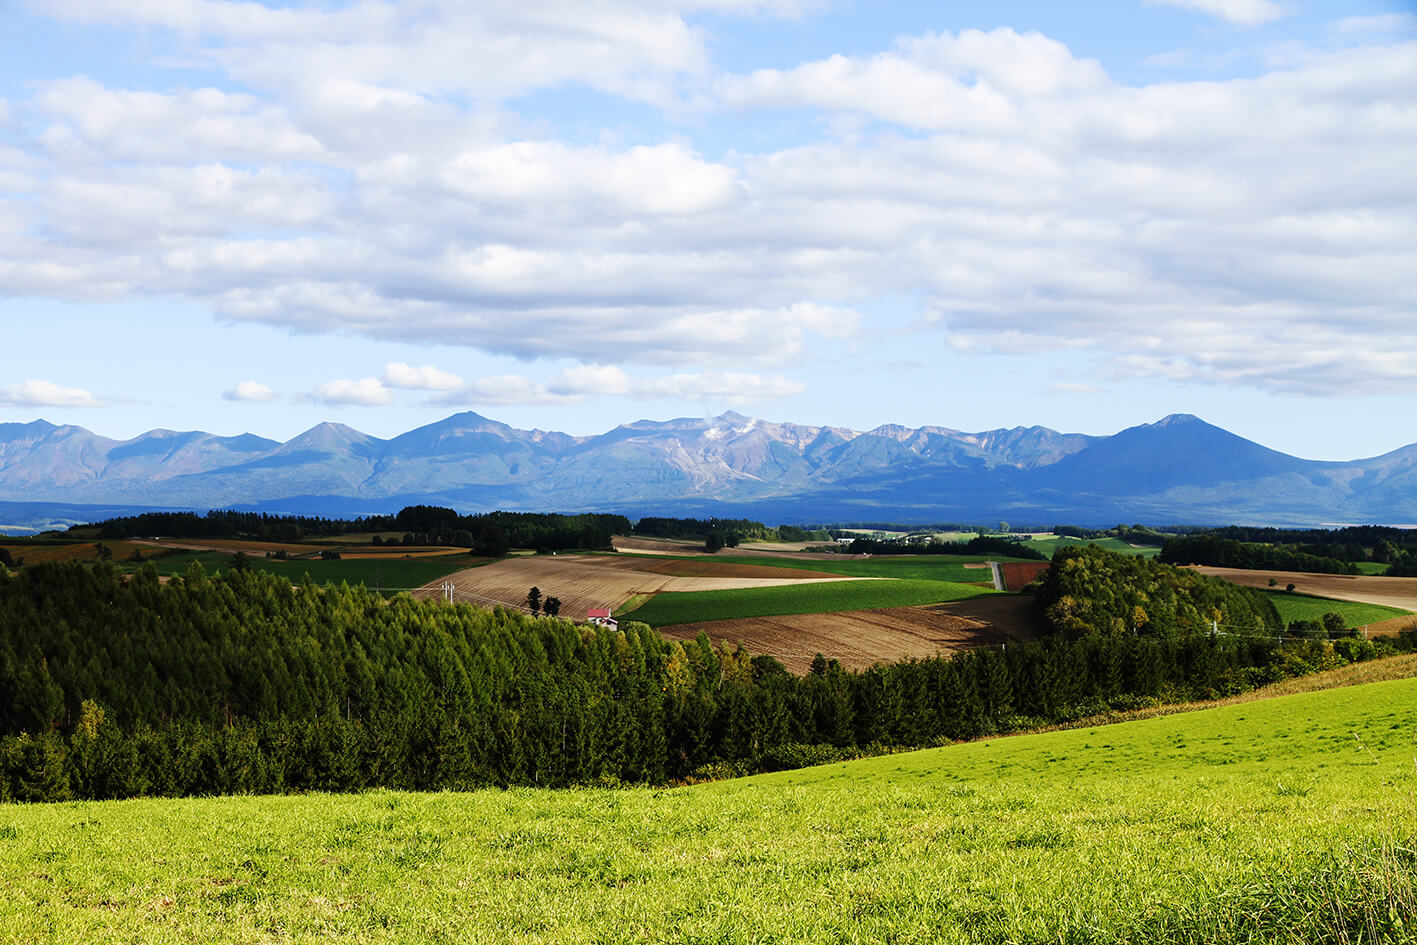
2 411 1416 531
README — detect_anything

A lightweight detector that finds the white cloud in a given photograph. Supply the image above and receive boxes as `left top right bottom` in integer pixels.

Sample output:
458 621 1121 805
0 379 104 407
548 364 635 397
1143 0 1286 27
309 377 395 406
383 362 465 391
441 142 743 217
2 7 1414 400
434 367 803 407
638 372 805 404
719 28 1109 132
222 381 278 402
34 78 323 165
433 375 580 408
30 1 716 106
1336 14 1417 35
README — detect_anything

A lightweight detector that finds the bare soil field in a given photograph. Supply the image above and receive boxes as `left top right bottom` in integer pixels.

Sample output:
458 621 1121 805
1194 567 1417 612
135 538 318 555
737 540 823 552
426 554 859 619
611 536 707 556
660 596 1043 674
1362 613 1417 637
1 540 149 564
999 561 1050 592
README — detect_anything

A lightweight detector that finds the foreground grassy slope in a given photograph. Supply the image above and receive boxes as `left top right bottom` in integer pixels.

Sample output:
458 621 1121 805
619 578 995 626
2 675 1414 944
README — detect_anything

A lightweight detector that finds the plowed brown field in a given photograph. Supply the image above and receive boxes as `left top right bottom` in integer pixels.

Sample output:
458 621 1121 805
0 541 149 564
660 595 1044 673
999 561 1050 591
1194 567 1417 612
423 554 860 620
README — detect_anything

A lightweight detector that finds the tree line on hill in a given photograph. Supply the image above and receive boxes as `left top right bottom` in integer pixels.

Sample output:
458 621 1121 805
631 517 836 552
846 536 1048 560
2 551 1409 802
1158 525 1417 576
88 507 628 555
1052 524 1171 546
1158 535 1360 575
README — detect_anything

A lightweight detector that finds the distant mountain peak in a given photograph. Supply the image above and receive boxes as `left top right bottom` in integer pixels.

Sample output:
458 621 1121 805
0 410 1412 526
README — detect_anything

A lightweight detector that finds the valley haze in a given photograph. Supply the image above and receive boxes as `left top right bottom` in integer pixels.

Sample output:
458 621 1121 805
3 411 1416 532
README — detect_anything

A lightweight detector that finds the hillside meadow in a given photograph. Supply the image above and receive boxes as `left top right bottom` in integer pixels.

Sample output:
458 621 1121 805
2 674 1414 944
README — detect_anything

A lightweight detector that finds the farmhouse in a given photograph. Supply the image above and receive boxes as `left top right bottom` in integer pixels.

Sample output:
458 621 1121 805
586 608 619 630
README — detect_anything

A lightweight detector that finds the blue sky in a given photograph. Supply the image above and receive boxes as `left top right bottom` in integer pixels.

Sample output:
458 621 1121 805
0 0 1414 460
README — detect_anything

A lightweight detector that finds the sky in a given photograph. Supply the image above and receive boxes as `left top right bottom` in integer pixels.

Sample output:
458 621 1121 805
0 0 1414 461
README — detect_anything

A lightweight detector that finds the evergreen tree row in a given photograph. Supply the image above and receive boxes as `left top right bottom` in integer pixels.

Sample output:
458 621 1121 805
1159 535 1359 575
91 506 630 553
1 558 1409 802
846 537 1048 560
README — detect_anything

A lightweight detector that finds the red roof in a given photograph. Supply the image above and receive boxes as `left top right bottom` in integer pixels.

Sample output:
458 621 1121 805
587 608 612 619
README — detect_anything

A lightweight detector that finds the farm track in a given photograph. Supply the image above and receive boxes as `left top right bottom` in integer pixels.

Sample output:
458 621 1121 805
661 595 1044 674
1195 566 1417 612
423 554 863 620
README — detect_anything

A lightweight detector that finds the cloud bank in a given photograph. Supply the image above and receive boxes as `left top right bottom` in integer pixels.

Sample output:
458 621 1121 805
2 4 1413 399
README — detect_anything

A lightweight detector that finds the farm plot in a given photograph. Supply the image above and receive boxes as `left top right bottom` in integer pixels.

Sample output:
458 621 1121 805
0 540 149 564
619 579 994 628
660 594 1043 672
427 554 861 618
660 602 1039 673
1196 566 1417 613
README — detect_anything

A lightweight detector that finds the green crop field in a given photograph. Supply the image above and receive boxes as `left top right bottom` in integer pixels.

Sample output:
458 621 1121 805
1357 561 1391 576
130 551 484 593
1026 534 1163 558
2 673 1413 943
689 553 1015 583
1261 589 1412 629
618 578 997 626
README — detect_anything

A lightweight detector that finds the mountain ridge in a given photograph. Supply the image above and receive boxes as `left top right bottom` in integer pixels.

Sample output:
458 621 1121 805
0 410 1414 528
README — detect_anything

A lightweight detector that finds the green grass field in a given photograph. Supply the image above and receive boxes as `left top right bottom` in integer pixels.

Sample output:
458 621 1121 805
1261 589 1412 629
2 673 1413 943
132 551 484 592
1356 561 1391 576
676 552 1014 583
618 578 998 626
1025 535 1163 558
